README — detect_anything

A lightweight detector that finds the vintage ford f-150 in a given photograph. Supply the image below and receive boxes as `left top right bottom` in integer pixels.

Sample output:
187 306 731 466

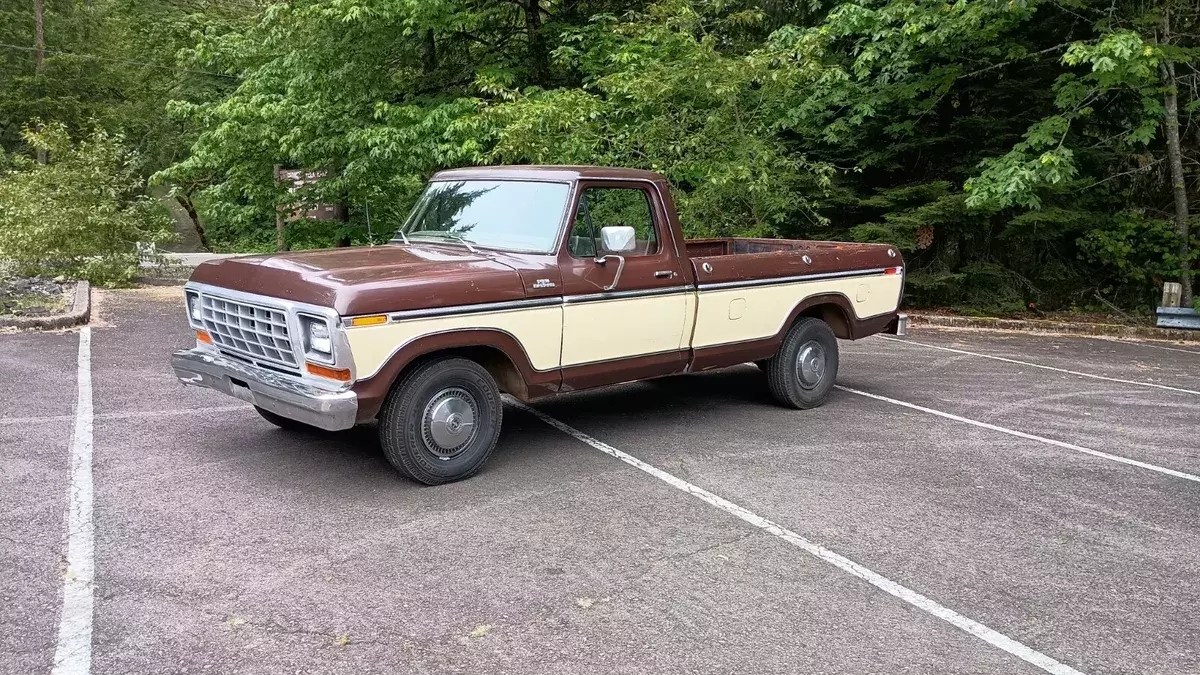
173 166 906 484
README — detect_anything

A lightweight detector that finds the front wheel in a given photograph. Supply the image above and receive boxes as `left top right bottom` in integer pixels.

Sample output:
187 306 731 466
377 357 503 485
765 317 839 409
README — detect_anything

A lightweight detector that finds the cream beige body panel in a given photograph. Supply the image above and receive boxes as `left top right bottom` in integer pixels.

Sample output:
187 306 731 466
561 293 689 366
691 274 902 349
346 306 564 379
345 273 899 378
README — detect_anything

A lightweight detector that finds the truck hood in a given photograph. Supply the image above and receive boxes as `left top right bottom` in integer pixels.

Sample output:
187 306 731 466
188 245 528 316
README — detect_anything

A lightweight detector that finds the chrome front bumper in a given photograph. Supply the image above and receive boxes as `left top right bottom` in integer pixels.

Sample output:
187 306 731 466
172 348 358 431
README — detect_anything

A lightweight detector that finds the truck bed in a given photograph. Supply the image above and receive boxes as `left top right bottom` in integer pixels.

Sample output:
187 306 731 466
684 237 845 257
684 238 899 286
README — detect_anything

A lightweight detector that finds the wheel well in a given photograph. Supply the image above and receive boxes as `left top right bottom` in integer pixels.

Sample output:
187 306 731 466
401 346 529 400
797 302 852 339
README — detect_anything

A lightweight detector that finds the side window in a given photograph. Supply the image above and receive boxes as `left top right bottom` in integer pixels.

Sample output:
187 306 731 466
568 187 659 258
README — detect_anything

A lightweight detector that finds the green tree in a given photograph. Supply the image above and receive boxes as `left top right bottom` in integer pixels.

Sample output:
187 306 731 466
0 123 172 284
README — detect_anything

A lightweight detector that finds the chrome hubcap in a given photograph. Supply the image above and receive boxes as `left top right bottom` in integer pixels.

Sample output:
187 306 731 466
422 387 478 459
796 341 826 388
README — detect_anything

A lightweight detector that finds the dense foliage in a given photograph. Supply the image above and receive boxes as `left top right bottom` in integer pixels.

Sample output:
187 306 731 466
2 0 1197 312
0 124 171 284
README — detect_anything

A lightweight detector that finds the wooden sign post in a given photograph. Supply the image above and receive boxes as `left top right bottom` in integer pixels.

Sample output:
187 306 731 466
273 166 346 251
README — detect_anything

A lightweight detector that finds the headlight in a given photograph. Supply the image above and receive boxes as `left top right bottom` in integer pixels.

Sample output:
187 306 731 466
299 314 334 362
186 292 202 323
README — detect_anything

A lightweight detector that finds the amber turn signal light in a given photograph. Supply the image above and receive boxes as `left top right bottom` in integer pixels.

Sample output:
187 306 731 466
349 314 388 327
196 330 213 344
306 362 352 381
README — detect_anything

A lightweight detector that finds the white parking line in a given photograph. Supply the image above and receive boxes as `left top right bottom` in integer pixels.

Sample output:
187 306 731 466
0 404 252 426
877 335 1200 396
507 397 1088 675
51 328 94 675
1135 342 1200 356
836 385 1200 484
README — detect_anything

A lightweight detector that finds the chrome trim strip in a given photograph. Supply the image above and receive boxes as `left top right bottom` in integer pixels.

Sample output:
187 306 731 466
380 296 563 323
345 286 695 324
563 286 693 304
696 267 890 291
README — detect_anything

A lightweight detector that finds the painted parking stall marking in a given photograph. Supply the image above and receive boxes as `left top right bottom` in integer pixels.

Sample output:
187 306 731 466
507 396 1089 675
836 385 1200 484
0 404 253 427
51 327 95 675
877 335 1200 396
1135 342 1200 356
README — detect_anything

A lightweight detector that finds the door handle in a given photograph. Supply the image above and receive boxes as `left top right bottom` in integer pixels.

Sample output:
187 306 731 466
654 270 676 279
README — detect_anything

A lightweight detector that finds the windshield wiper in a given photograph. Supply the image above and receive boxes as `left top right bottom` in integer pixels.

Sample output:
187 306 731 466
407 231 478 253
441 233 478 253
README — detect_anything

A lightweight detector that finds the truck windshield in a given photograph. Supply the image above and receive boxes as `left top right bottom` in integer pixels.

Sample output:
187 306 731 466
393 180 570 253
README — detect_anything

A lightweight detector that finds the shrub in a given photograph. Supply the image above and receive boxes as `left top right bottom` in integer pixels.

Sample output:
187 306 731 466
0 123 172 285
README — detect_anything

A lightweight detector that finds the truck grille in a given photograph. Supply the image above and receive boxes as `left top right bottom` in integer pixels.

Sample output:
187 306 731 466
199 295 299 371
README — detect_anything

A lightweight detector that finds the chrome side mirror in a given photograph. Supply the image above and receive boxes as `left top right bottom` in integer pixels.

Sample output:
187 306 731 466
598 226 636 253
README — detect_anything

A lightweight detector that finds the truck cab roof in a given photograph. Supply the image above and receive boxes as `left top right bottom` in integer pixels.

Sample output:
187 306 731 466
431 165 667 183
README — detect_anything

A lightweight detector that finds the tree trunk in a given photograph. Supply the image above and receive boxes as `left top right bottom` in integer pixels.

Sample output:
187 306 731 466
275 210 287 251
524 0 547 85
175 194 211 252
273 164 289 251
420 28 436 73
33 0 47 164
1161 9 1193 305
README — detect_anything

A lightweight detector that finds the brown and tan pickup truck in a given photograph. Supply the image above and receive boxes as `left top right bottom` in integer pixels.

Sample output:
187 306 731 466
173 166 906 484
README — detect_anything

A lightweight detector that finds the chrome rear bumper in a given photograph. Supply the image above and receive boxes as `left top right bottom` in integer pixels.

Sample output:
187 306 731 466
172 348 358 431
886 313 909 337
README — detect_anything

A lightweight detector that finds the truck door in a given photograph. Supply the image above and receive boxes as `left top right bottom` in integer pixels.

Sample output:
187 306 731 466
557 180 690 389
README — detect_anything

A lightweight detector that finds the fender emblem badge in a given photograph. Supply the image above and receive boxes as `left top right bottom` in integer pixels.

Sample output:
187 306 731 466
532 279 556 289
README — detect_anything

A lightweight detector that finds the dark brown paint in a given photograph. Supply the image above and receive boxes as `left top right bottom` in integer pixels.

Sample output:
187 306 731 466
351 328 560 422
559 350 688 392
190 243 532 316
688 238 901 287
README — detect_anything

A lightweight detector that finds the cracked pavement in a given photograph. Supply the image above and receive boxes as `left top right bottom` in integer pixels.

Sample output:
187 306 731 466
2 287 1199 674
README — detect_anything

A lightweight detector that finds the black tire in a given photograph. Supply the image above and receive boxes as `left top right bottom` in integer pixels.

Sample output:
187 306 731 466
377 357 502 485
765 317 839 409
255 406 318 432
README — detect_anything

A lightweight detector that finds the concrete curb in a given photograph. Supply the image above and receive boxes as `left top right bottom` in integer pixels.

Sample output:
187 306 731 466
910 312 1200 343
0 281 91 330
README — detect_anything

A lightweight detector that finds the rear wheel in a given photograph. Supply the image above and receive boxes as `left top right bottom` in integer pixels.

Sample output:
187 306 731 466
765 317 839 409
255 406 317 432
377 357 503 485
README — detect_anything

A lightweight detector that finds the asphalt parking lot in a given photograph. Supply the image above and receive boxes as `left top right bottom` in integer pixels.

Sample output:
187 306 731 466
3 287 1199 675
